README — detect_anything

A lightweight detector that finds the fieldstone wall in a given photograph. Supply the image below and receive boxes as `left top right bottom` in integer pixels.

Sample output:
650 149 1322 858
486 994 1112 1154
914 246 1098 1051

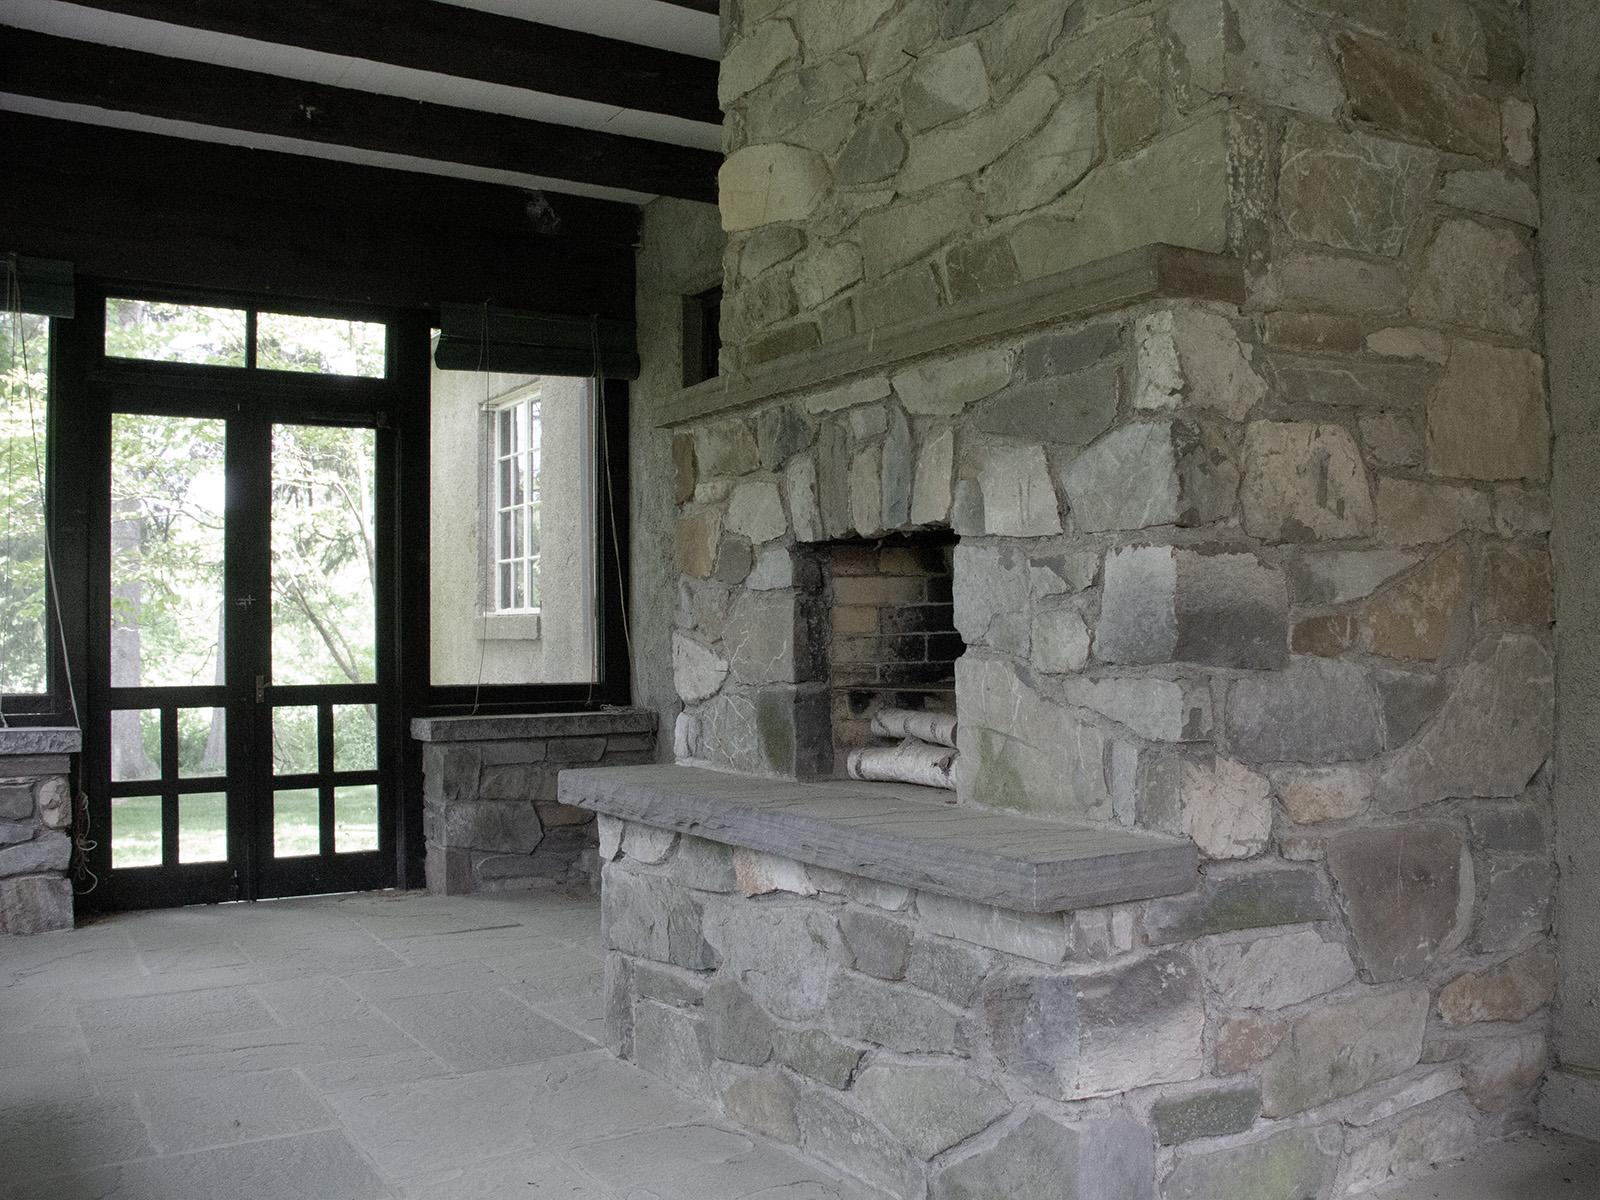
0 728 78 934
715 0 1243 368
602 821 1553 1199
412 711 656 894
637 0 1558 1192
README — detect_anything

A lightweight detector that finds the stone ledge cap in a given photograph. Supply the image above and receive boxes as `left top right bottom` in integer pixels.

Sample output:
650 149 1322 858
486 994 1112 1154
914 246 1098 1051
0 727 81 756
561 764 1197 913
411 709 656 743
660 242 1244 428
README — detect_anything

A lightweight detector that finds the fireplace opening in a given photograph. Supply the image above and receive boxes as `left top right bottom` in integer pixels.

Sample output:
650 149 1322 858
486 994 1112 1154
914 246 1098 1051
824 533 963 788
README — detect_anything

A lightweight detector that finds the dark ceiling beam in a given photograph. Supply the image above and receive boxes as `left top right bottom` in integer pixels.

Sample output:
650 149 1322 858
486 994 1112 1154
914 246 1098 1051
63 0 721 126
0 28 720 202
0 112 640 314
656 0 720 13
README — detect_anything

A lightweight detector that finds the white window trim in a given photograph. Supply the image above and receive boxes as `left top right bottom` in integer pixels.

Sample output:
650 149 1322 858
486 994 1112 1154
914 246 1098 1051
480 382 543 638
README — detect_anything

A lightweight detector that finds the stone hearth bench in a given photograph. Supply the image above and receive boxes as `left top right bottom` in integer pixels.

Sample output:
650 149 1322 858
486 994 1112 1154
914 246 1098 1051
559 764 1196 912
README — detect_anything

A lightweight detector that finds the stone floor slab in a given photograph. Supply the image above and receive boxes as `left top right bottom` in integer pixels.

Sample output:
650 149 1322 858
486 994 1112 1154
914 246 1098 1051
2 888 878 1200
376 987 593 1071
395 1150 607 1199
12 1129 393 1200
75 984 279 1050
1375 1130 1600 1198
568 1123 860 1199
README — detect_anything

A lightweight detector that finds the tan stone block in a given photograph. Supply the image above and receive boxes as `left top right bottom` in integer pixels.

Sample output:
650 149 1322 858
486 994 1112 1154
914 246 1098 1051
1426 341 1549 483
675 509 721 578
1482 543 1554 627
1363 543 1469 661
1437 943 1557 1026
1215 1013 1287 1074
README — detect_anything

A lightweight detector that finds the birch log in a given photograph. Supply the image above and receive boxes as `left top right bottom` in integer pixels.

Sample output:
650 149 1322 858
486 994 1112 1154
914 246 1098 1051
870 708 958 749
847 738 958 790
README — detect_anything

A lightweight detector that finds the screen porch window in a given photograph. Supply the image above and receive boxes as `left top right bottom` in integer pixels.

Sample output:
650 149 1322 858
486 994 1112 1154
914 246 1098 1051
1 310 50 697
490 388 542 613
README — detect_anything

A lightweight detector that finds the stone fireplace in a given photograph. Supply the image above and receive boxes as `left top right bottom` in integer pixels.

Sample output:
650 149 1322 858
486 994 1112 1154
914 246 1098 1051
567 0 1559 1195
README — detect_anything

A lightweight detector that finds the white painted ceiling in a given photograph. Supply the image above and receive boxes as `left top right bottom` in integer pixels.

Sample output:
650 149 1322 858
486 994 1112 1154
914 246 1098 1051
0 0 723 203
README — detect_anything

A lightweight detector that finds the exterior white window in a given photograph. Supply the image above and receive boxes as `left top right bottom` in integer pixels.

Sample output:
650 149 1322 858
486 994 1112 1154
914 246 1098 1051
489 387 541 614
429 361 595 686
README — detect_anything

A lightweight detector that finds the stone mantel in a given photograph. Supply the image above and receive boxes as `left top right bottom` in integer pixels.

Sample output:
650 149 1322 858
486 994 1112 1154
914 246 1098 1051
0 727 81 756
561 764 1197 913
410 709 656 744
659 243 1243 428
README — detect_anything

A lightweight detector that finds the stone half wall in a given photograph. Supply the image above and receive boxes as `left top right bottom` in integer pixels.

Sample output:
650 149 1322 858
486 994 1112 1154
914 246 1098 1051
0 728 79 935
599 824 1552 1200
412 711 656 894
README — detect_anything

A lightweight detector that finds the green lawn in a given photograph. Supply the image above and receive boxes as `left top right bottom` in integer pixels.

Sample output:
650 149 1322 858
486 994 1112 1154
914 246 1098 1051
111 785 378 868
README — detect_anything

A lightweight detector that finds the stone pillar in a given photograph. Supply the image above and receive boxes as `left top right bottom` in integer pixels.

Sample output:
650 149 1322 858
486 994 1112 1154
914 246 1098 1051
1533 0 1600 1138
411 711 656 894
0 727 78 935
653 0 1561 1193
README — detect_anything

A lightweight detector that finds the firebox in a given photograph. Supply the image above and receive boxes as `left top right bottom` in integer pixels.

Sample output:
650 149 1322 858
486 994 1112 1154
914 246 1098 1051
824 534 963 784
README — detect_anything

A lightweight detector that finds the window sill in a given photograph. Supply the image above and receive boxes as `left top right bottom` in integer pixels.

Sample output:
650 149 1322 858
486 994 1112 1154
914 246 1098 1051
479 611 541 642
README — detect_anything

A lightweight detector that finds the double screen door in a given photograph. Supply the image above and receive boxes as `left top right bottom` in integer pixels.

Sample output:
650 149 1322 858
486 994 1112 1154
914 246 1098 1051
88 388 396 907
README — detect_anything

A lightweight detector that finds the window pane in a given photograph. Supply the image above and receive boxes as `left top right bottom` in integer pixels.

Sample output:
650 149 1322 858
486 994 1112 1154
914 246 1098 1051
271 424 377 685
273 788 320 858
178 708 226 778
105 299 247 366
429 370 597 684
334 785 378 853
111 708 160 782
273 706 319 775
332 704 376 772
112 795 162 868
178 791 227 863
0 312 49 694
109 414 226 688
256 313 386 378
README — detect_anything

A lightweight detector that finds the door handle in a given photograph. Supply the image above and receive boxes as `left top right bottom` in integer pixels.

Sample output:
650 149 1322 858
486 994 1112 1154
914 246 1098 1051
255 674 266 703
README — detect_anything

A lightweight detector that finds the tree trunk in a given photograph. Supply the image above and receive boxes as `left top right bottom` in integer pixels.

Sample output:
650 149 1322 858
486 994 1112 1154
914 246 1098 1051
109 496 156 780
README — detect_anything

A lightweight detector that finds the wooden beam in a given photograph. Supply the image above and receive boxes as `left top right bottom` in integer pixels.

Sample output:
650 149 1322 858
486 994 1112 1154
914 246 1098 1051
0 112 640 315
0 27 720 202
64 0 722 126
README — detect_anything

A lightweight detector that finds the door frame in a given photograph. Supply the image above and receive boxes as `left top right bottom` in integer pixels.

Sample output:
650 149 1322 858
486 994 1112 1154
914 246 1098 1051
66 283 416 910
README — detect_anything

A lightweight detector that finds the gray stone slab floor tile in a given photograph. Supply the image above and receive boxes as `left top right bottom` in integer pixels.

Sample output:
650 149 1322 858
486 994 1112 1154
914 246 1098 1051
537 997 608 1045
238 928 407 977
395 1150 610 1200
343 959 509 1002
252 974 373 1024
383 923 558 966
74 984 279 1050
88 1014 425 1091
1376 1130 1600 1199
11 1129 393 1200
297 1047 452 1095
4 1092 156 1182
327 1052 706 1178
128 936 251 973
567 1123 869 1200
375 987 595 1071
130 1067 335 1155
487 941 607 1006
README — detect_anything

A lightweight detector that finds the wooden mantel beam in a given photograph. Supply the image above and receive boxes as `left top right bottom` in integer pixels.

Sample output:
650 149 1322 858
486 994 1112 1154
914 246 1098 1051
62 0 722 126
